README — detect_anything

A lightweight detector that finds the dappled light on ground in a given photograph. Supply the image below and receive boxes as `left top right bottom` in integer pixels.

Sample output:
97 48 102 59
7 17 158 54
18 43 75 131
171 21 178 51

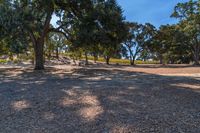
79 95 103 121
60 89 104 121
43 112 56 121
171 83 200 92
11 100 30 111
111 125 133 133
0 64 200 132
79 106 103 121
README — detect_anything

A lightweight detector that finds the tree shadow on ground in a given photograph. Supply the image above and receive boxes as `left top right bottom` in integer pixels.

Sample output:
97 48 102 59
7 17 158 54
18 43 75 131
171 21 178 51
84 63 199 70
0 67 200 133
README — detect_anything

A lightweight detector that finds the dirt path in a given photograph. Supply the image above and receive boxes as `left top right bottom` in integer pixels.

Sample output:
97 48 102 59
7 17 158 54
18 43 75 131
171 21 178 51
0 64 200 133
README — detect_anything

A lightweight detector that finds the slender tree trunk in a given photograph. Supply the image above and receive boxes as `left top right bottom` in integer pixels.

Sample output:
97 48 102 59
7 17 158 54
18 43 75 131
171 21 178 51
85 52 89 65
93 53 98 63
130 58 133 65
194 54 199 65
129 49 134 66
193 44 200 65
48 49 51 61
94 56 96 63
56 45 59 59
129 52 133 65
9 52 13 61
132 56 136 66
170 59 175 64
160 58 163 65
159 54 163 65
34 38 45 70
105 56 110 65
130 56 136 66
129 49 136 66
130 58 135 65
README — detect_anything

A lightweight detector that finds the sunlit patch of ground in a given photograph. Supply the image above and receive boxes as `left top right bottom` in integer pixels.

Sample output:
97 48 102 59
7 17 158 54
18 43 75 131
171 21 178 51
11 100 31 111
171 83 200 92
79 106 103 121
60 89 104 121
43 112 56 121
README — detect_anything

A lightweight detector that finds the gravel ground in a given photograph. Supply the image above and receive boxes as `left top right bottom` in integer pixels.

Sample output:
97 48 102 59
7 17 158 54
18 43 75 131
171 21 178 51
0 64 200 133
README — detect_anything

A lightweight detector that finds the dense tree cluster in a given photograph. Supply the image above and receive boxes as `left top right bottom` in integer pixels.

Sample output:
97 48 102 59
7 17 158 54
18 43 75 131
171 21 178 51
139 0 199 65
0 0 199 69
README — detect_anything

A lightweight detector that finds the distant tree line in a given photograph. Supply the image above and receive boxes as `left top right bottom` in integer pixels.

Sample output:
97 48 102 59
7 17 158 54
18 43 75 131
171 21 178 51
0 0 199 69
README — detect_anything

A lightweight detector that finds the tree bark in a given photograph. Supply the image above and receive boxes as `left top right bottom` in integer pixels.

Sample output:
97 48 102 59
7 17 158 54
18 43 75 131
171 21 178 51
34 38 45 70
33 10 52 70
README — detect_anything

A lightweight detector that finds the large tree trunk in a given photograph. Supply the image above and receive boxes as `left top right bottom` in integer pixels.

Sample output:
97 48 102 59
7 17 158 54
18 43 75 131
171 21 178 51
29 10 52 70
34 39 45 70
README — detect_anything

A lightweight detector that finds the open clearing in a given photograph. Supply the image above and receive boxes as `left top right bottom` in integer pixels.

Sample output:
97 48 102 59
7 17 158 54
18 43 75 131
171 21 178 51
0 64 200 133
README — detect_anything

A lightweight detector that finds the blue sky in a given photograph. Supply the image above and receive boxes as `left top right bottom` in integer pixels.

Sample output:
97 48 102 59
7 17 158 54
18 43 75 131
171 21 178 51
117 0 189 28
51 0 189 28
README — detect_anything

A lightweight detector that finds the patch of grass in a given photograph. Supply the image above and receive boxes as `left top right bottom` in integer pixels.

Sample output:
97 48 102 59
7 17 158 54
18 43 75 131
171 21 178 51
61 53 159 64
19 54 33 61
13 59 21 64
0 59 7 64
84 56 159 65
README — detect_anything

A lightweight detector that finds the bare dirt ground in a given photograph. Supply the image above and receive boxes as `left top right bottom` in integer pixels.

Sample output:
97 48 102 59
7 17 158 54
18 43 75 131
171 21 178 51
0 64 200 133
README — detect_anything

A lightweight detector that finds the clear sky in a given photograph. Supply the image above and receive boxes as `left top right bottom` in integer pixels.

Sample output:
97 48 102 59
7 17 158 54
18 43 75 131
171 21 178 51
117 0 189 28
